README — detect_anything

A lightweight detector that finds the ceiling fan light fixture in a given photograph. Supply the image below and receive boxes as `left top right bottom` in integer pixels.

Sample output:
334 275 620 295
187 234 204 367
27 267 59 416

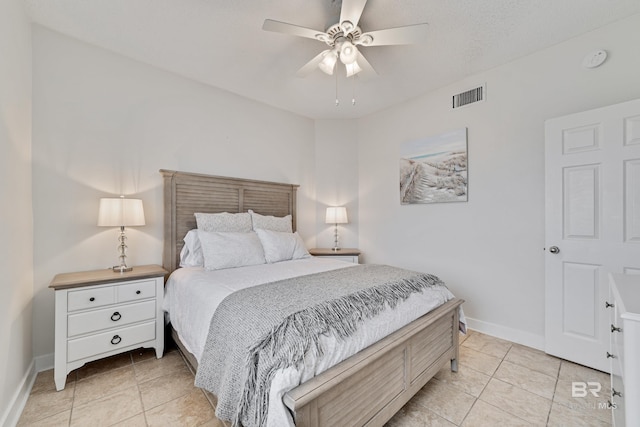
345 61 362 77
318 50 338 75
340 20 355 34
339 41 358 65
357 34 374 46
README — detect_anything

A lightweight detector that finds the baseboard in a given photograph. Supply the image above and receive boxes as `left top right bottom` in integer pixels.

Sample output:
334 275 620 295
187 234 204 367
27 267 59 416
0 360 37 427
35 353 54 373
465 317 545 351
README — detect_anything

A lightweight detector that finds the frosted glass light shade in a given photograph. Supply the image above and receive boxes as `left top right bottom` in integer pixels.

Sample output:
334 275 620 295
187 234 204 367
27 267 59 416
325 206 348 224
339 41 358 65
319 50 338 75
98 197 146 227
345 61 362 77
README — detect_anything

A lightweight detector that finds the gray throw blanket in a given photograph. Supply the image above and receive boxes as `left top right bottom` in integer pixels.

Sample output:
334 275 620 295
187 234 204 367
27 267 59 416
194 264 446 427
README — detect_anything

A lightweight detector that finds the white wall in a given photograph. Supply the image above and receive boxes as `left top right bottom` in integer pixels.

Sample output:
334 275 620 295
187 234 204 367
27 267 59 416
0 0 33 424
31 26 316 359
357 14 640 348
314 120 359 249
25 9 640 376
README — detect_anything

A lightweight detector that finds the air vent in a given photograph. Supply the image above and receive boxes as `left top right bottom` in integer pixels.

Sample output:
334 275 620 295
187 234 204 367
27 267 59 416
452 84 486 109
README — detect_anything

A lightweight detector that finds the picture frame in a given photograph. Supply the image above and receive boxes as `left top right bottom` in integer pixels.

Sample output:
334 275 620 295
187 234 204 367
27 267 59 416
400 128 468 204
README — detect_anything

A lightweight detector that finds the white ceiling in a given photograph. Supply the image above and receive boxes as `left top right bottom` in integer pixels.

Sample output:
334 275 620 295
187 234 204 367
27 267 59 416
25 0 640 119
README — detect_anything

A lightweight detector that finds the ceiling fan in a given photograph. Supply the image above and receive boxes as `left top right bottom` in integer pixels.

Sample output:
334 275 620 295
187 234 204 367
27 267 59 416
262 0 428 78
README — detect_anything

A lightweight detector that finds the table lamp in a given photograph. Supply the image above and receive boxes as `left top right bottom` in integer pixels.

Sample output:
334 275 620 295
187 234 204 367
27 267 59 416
325 206 348 251
98 196 145 272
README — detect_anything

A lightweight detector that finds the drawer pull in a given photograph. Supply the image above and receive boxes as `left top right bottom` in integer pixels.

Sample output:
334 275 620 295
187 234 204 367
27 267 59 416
110 335 122 345
110 312 121 321
611 324 622 333
606 352 616 359
612 388 622 397
89 297 95 302
136 290 141 295
605 301 614 308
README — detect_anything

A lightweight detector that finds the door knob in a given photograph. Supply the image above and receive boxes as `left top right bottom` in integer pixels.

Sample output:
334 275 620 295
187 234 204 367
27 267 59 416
549 246 560 254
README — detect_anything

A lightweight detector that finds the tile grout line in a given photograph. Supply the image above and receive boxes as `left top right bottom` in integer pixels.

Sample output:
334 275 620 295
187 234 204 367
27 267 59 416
133 354 151 427
546 360 561 426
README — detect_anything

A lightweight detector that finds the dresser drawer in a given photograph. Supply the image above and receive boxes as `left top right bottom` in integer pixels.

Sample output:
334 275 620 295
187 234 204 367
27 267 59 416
117 280 156 303
68 286 115 312
67 300 156 338
67 321 156 362
611 369 625 426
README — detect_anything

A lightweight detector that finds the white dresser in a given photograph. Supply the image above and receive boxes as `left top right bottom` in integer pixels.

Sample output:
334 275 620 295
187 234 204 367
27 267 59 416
607 273 640 426
50 265 167 391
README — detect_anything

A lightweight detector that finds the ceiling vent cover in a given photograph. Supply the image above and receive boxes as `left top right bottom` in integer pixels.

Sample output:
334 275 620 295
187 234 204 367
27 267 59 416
453 84 486 109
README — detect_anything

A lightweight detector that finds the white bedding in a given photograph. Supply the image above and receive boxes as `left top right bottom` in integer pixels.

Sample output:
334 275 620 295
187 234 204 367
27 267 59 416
163 258 464 426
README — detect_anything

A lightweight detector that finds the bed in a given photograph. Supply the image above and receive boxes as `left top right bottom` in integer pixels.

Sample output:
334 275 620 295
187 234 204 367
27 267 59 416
160 169 464 427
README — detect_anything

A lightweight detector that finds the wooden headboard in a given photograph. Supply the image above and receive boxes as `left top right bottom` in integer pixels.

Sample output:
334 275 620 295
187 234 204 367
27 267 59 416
160 169 299 274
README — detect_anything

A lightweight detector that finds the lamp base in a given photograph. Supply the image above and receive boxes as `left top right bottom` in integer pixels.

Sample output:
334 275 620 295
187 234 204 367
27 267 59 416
112 265 133 273
332 247 341 251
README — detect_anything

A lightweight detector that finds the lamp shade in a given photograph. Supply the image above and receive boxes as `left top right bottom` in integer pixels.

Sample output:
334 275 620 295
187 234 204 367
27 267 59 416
98 197 145 227
345 61 362 77
339 41 358 65
318 50 338 75
325 206 348 224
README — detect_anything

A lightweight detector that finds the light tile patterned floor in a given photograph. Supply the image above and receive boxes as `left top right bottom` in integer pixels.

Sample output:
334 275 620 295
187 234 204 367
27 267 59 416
18 330 613 426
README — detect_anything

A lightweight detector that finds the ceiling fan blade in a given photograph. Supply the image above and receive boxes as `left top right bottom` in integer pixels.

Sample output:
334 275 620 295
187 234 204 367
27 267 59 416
355 52 377 76
339 0 368 32
296 50 331 77
263 19 329 42
359 23 428 46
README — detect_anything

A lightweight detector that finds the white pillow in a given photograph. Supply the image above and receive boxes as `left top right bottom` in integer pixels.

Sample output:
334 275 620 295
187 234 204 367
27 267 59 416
255 229 310 263
198 230 266 270
249 210 293 233
179 229 204 267
194 212 252 232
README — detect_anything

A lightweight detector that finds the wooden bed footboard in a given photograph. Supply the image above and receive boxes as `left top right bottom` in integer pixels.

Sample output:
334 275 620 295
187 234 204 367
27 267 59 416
171 297 463 427
283 298 463 427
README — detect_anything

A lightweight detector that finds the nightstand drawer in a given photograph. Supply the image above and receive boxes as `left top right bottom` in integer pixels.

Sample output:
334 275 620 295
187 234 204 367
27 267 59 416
117 280 156 303
67 321 156 362
68 286 115 311
67 300 156 337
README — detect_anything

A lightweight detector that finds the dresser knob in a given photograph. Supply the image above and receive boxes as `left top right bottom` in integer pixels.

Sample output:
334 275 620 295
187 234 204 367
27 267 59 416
606 352 616 359
89 297 95 302
605 301 614 308
110 335 122 345
110 312 121 321
136 290 141 295
611 324 622 333
612 388 622 397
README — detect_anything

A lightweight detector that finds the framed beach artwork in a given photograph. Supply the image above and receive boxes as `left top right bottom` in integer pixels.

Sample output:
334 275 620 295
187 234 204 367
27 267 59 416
400 128 468 204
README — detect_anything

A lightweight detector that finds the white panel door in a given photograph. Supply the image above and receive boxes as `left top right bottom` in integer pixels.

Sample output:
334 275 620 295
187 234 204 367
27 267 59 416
545 98 640 372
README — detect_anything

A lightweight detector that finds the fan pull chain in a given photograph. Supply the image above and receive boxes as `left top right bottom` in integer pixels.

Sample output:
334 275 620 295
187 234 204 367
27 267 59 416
352 75 356 106
335 66 339 107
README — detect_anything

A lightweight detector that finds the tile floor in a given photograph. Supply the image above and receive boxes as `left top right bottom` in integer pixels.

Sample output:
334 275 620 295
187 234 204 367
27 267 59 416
18 330 613 426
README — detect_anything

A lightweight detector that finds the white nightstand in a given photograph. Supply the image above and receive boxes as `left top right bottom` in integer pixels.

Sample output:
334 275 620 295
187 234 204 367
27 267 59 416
309 248 360 264
49 264 167 391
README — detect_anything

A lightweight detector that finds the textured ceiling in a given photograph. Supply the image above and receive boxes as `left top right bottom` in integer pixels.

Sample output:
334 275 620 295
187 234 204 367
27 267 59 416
25 0 640 119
